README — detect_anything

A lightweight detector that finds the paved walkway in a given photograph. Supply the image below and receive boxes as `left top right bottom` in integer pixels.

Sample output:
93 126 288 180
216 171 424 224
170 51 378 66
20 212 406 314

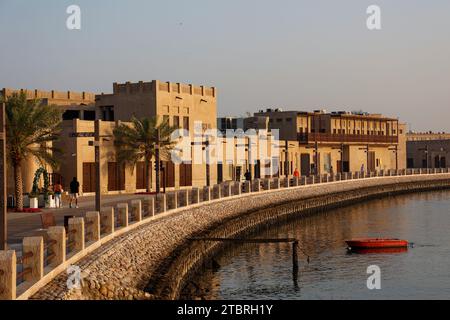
6 193 146 245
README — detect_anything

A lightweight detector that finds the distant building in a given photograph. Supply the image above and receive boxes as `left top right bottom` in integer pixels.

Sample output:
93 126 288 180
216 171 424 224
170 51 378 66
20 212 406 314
217 117 245 132
406 132 450 168
252 108 407 176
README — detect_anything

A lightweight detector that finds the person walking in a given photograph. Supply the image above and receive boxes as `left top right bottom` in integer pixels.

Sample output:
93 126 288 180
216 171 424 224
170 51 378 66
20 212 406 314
69 177 80 209
244 170 251 181
53 181 63 208
293 168 300 178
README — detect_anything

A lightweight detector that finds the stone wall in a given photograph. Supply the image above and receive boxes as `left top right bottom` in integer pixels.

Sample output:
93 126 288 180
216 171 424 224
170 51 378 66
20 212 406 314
31 174 450 300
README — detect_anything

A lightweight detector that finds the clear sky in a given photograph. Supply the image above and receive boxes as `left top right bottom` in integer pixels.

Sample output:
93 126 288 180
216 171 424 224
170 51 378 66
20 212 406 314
1 0 449 132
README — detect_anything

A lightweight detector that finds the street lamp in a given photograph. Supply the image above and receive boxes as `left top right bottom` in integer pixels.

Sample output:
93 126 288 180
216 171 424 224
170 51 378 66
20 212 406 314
0 103 7 250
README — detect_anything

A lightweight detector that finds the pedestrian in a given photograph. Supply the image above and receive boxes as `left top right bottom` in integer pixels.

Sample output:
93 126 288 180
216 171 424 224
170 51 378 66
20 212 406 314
53 181 63 208
69 177 80 209
293 168 300 178
244 170 251 181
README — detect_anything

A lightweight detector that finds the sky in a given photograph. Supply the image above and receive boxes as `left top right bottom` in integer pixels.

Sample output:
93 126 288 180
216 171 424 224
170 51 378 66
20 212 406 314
0 0 449 132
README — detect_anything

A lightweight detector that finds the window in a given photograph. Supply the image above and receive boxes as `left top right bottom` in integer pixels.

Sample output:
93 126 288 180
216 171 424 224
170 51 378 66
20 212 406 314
84 111 96 120
183 117 189 132
286 118 292 122
276 118 283 123
63 110 80 121
173 116 180 128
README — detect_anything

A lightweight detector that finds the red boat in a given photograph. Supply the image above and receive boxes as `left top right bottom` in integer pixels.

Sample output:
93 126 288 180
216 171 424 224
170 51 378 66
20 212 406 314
346 238 408 250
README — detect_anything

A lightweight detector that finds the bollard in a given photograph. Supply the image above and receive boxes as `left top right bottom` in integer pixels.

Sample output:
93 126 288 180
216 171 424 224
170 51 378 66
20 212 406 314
214 184 221 199
47 227 66 266
101 207 115 234
131 200 142 222
224 183 232 197
243 181 251 193
191 188 200 204
117 203 129 227
180 190 188 207
203 186 211 202
263 179 271 190
22 237 44 282
312 175 315 184
235 183 242 196
274 178 280 189
0 251 16 300
252 179 261 192
156 194 166 213
169 192 178 210
142 197 155 217
85 211 100 242
68 218 85 252
294 177 299 186
284 178 290 188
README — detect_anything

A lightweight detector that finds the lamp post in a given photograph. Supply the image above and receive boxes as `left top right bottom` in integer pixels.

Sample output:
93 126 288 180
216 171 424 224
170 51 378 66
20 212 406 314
155 129 161 194
419 145 429 169
0 103 7 250
192 135 210 187
388 145 399 170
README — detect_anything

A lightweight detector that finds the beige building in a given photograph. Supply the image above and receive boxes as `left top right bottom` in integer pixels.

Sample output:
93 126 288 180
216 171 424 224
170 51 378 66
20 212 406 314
252 109 407 176
92 80 218 190
406 132 450 169
2 84 409 200
1 88 96 195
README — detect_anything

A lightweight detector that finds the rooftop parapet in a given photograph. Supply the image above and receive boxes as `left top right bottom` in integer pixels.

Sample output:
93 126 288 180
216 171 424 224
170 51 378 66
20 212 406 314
111 80 216 98
1 88 95 102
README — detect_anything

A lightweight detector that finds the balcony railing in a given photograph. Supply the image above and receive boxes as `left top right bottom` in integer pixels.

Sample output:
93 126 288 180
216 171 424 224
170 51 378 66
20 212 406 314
298 133 398 144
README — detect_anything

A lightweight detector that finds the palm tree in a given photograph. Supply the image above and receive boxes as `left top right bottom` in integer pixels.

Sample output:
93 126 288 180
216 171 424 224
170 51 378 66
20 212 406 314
2 93 63 211
113 116 177 193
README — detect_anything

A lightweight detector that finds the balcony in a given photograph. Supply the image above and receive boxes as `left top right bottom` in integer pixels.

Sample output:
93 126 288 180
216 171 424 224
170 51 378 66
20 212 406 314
298 132 398 144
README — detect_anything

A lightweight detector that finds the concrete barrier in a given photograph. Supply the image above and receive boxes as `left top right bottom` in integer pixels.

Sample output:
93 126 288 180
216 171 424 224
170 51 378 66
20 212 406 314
68 218 85 252
142 197 155 217
101 208 115 235
46 227 66 267
117 203 129 227
85 212 100 242
131 200 142 222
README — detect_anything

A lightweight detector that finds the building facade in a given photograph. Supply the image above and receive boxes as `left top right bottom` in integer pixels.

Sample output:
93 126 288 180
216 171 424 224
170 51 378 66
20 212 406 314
1 88 96 195
252 109 407 176
406 132 450 169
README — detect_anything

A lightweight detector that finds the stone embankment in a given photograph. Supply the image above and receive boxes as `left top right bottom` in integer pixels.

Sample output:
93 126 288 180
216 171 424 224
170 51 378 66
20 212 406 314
30 174 450 300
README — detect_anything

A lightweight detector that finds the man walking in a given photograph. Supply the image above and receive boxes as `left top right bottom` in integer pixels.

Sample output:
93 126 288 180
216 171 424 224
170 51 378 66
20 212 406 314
69 177 80 209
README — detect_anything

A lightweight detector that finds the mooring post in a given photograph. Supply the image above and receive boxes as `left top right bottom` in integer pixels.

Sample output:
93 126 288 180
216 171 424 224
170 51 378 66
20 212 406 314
292 240 299 287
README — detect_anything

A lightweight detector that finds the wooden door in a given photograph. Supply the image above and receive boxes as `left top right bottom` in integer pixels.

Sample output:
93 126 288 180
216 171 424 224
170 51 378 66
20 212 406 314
82 163 96 193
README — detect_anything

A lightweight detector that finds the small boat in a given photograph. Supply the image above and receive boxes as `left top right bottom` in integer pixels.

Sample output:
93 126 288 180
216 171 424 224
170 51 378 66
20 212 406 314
346 238 408 250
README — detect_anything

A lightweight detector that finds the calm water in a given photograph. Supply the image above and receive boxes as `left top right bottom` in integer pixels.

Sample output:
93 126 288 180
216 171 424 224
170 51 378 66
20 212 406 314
187 190 450 300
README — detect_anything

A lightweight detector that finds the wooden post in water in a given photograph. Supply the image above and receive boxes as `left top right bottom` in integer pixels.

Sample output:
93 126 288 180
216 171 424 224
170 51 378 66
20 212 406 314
292 240 300 290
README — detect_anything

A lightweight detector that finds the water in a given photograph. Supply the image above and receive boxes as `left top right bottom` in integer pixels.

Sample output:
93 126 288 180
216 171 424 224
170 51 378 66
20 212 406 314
185 190 450 300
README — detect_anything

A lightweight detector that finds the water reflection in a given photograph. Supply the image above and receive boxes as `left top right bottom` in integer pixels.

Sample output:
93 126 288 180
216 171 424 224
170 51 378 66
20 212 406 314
182 190 450 300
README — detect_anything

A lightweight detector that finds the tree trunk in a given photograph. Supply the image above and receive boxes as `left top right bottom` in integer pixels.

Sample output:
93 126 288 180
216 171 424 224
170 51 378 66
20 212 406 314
145 158 152 193
13 161 23 211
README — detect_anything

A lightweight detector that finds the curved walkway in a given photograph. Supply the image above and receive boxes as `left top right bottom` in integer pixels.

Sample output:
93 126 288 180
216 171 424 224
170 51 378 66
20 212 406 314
27 173 450 300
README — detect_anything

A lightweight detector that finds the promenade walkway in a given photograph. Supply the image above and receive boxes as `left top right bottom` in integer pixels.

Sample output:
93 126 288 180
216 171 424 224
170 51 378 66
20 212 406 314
7 193 144 245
